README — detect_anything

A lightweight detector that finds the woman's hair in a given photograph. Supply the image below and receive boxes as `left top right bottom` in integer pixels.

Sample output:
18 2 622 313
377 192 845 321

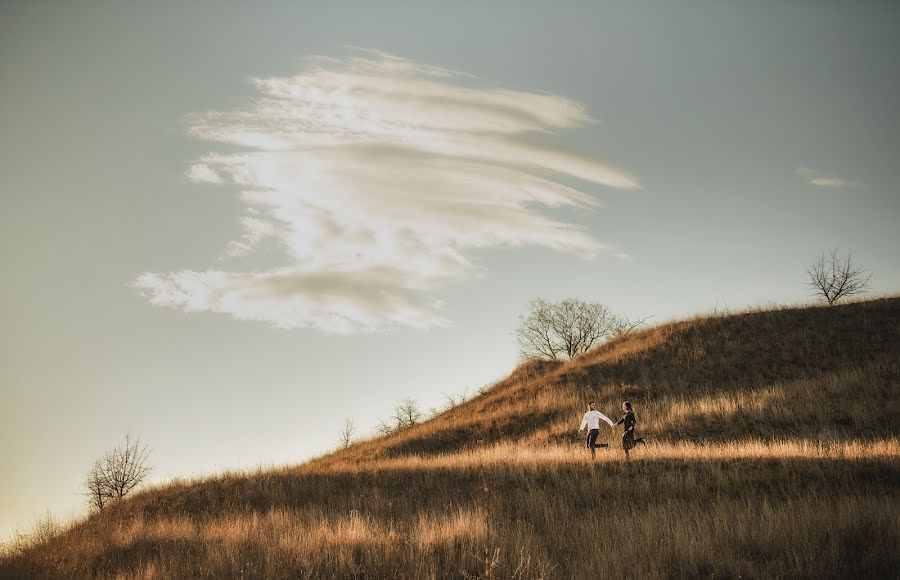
623 401 633 411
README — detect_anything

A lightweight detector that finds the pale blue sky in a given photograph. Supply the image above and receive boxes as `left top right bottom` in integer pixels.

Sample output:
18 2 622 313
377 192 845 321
2 0 899 540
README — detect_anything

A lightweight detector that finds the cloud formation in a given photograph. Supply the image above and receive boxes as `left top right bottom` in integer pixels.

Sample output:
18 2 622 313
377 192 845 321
135 50 638 332
795 167 863 188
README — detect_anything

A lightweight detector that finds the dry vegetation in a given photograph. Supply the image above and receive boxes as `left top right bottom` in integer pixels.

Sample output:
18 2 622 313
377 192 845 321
3 297 899 579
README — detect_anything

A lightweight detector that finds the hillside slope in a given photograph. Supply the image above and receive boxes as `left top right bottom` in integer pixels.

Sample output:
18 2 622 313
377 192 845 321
3 298 899 579
329 296 899 463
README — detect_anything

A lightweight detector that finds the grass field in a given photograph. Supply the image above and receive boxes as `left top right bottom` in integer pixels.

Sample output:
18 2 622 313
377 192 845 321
2 298 898 578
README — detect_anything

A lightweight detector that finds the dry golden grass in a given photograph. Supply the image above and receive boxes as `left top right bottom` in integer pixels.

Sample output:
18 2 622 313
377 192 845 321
5 441 897 578
309 439 900 474
3 297 899 578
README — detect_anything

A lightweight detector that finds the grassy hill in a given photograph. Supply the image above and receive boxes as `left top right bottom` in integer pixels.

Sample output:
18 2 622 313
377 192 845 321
3 298 899 579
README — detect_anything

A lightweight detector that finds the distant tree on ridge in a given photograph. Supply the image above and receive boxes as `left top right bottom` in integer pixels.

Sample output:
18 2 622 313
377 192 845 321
806 249 871 305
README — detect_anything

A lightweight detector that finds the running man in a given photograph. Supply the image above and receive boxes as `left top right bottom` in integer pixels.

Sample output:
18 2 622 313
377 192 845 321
578 400 615 459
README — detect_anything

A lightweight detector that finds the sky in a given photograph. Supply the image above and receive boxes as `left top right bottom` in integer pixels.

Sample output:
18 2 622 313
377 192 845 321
1 0 899 541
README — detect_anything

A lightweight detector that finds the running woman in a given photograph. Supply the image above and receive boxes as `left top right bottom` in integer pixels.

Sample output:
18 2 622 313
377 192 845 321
615 401 646 459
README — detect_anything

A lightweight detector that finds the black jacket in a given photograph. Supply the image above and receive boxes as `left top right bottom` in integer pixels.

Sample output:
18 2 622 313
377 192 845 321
617 411 636 432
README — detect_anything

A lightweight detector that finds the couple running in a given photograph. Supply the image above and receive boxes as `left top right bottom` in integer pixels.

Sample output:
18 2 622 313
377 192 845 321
578 400 645 459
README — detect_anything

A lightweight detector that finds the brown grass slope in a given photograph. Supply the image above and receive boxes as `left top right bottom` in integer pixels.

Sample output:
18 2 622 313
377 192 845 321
3 297 899 579
330 296 899 462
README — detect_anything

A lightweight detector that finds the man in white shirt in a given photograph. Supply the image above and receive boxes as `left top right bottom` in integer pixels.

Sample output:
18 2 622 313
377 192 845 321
578 400 615 459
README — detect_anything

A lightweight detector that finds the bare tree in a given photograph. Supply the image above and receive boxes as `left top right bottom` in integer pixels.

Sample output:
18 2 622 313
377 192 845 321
806 249 872 305
548 299 612 358
337 417 356 449
571 300 615 353
517 298 641 360
394 397 423 429
84 461 113 511
83 435 151 511
516 299 562 360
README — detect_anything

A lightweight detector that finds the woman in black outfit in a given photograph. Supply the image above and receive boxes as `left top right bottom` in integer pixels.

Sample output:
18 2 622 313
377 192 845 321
616 401 645 459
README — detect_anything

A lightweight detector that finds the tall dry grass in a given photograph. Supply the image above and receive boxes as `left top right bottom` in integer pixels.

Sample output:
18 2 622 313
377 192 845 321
4 441 898 579
3 297 899 578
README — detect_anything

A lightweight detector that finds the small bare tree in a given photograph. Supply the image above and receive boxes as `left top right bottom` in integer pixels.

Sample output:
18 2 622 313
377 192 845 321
83 435 151 511
806 249 872 305
84 462 113 511
337 417 356 449
394 397 423 429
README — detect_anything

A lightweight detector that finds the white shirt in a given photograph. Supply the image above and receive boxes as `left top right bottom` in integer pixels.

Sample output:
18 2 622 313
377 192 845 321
580 409 615 431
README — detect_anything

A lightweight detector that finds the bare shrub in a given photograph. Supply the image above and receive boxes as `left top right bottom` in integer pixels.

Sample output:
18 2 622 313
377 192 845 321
609 314 651 338
374 398 425 436
442 387 470 410
28 512 61 547
1 512 61 557
375 418 397 436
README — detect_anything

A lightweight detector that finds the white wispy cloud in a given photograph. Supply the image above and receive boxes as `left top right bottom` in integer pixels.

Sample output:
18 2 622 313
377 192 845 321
795 167 863 188
135 50 639 333
186 162 223 184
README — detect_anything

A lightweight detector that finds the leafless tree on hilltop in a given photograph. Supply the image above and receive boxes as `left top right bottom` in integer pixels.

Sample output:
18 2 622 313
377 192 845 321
83 435 151 511
806 249 872 305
